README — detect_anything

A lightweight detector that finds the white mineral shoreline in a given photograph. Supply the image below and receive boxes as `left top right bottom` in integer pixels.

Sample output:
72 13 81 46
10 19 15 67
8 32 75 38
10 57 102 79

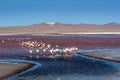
0 32 120 36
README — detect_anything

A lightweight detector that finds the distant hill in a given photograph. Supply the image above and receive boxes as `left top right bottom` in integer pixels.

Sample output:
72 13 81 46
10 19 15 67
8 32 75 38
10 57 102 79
0 22 120 35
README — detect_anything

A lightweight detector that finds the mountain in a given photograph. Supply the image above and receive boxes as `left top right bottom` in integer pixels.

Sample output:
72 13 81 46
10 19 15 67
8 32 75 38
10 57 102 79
103 22 120 26
29 22 120 27
29 22 72 27
0 22 120 35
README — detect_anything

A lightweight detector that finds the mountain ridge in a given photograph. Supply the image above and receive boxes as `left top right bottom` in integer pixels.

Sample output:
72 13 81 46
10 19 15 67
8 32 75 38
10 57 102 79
0 22 120 28
0 22 120 35
29 22 120 26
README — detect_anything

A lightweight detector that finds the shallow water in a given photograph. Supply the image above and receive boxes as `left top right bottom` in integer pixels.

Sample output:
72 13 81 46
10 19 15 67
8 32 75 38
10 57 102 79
1 48 120 80
6 55 120 80
15 74 120 80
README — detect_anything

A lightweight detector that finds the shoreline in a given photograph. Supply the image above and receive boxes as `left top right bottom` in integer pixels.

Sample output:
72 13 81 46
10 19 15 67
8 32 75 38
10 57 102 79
0 61 34 79
77 53 120 63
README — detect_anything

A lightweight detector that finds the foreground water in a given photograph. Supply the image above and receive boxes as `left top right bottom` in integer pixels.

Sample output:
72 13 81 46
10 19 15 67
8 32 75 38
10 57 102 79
13 57 120 80
0 34 120 80
2 48 120 80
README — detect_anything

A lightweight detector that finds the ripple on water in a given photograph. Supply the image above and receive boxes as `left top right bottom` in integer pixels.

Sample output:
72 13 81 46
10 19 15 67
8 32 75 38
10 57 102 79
13 56 120 80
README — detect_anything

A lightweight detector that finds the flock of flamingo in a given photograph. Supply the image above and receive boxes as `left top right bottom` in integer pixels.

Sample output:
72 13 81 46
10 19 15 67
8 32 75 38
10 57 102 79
20 40 79 59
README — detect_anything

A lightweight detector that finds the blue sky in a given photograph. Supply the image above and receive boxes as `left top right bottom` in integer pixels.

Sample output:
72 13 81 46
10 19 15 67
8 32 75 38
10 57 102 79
0 0 120 26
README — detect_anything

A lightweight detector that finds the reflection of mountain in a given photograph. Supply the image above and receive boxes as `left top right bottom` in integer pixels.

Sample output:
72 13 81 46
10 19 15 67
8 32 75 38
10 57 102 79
0 22 120 35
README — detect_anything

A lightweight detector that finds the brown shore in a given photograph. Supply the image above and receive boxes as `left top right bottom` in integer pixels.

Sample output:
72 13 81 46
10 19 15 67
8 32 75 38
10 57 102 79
77 52 120 63
0 62 34 79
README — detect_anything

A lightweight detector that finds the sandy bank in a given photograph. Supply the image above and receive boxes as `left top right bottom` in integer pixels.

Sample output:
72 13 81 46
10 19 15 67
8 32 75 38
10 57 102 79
0 61 34 79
